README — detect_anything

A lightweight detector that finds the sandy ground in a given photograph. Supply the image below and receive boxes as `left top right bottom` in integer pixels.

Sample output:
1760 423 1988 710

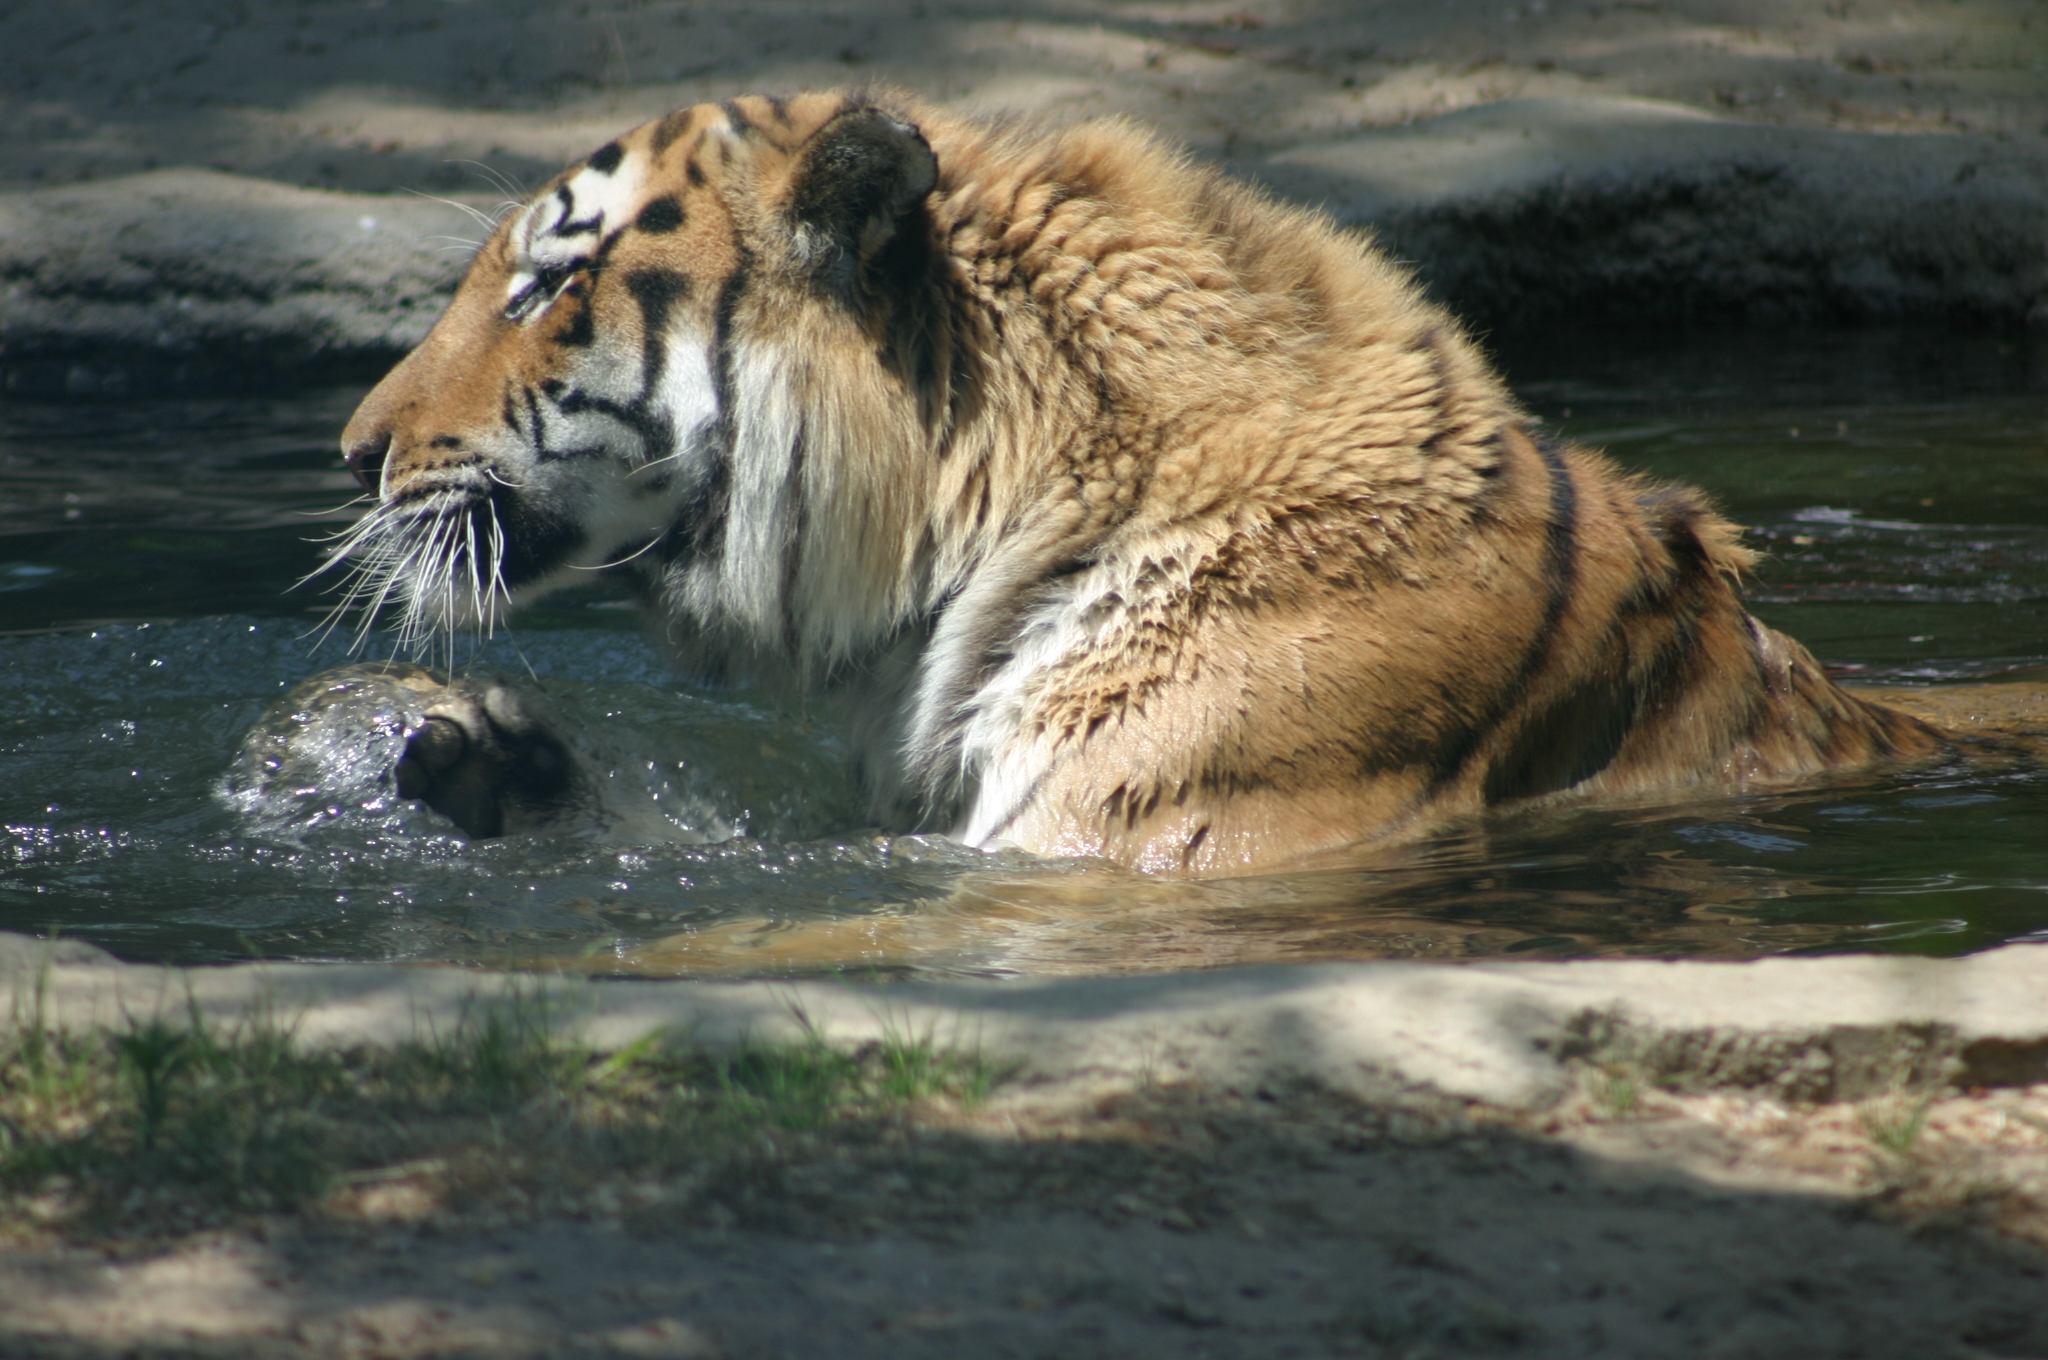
7 2 2048 1355
6 1075 2048 1359
5 0 2046 199
5 942 2048 1356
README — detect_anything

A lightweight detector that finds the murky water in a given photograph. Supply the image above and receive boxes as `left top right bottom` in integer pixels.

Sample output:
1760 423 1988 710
1 327 2043 974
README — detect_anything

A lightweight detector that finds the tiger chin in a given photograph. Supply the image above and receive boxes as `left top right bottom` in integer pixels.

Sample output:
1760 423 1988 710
332 88 1941 874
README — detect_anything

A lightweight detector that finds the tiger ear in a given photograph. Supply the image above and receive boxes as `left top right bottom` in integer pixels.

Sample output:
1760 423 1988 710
784 108 937 295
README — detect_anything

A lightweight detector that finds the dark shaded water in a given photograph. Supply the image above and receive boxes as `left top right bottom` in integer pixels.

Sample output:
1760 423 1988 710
0 327 2043 974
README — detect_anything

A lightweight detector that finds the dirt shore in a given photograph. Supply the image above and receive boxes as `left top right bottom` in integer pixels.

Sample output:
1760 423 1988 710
5 938 2048 1357
6 1055 2048 1358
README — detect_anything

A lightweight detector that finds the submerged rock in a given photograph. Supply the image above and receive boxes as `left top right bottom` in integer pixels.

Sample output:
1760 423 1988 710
1256 97 2048 329
0 170 476 394
225 662 608 840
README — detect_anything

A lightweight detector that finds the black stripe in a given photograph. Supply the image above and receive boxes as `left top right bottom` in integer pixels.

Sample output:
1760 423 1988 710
1532 439 1582 638
634 195 685 234
589 225 628 271
548 229 629 349
720 99 757 136
549 184 603 237
522 388 543 446
650 113 693 154
1428 433 1580 796
978 762 1059 843
673 254 751 564
1481 595 1700 805
1635 605 1705 716
779 414 809 655
554 284 596 348
554 388 671 465
556 179 619 238
524 388 606 464
587 141 624 174
532 265 693 471
625 268 691 386
523 389 555 458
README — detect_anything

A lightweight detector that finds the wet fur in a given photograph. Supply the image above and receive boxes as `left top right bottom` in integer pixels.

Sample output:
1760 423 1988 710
338 89 1940 872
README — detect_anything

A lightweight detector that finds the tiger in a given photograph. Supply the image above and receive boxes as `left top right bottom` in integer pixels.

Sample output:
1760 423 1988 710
330 88 1943 874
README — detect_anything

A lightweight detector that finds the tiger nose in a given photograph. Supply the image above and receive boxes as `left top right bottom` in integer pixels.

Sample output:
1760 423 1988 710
344 431 391 493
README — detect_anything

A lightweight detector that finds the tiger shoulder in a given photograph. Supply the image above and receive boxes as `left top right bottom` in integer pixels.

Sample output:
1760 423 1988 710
336 88 1944 871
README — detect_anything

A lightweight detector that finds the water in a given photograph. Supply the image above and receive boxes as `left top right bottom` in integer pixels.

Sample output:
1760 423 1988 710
0 327 2043 975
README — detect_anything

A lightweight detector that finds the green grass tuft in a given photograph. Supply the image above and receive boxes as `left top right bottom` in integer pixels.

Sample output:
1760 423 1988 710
1588 1061 1642 1119
1862 1092 1938 1157
0 983 999 1229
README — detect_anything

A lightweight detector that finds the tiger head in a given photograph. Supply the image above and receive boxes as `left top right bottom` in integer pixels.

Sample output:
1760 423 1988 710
332 92 956 664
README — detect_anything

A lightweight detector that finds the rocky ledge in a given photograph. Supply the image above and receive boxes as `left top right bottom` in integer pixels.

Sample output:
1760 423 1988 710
5 97 2046 393
0 170 481 394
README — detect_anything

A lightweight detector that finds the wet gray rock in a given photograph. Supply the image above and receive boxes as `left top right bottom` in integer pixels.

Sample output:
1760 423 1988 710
0 169 480 392
6 98 2046 390
225 662 599 840
1255 96 2048 328
224 662 732 843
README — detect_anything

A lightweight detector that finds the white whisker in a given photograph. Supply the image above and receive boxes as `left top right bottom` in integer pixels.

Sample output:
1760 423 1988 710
507 635 543 687
444 160 532 208
570 534 665 571
402 186 503 237
296 494 374 519
300 493 482 659
487 504 512 631
464 514 486 637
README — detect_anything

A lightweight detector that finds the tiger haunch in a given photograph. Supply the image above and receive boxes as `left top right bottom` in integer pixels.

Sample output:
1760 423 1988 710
334 90 1941 871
